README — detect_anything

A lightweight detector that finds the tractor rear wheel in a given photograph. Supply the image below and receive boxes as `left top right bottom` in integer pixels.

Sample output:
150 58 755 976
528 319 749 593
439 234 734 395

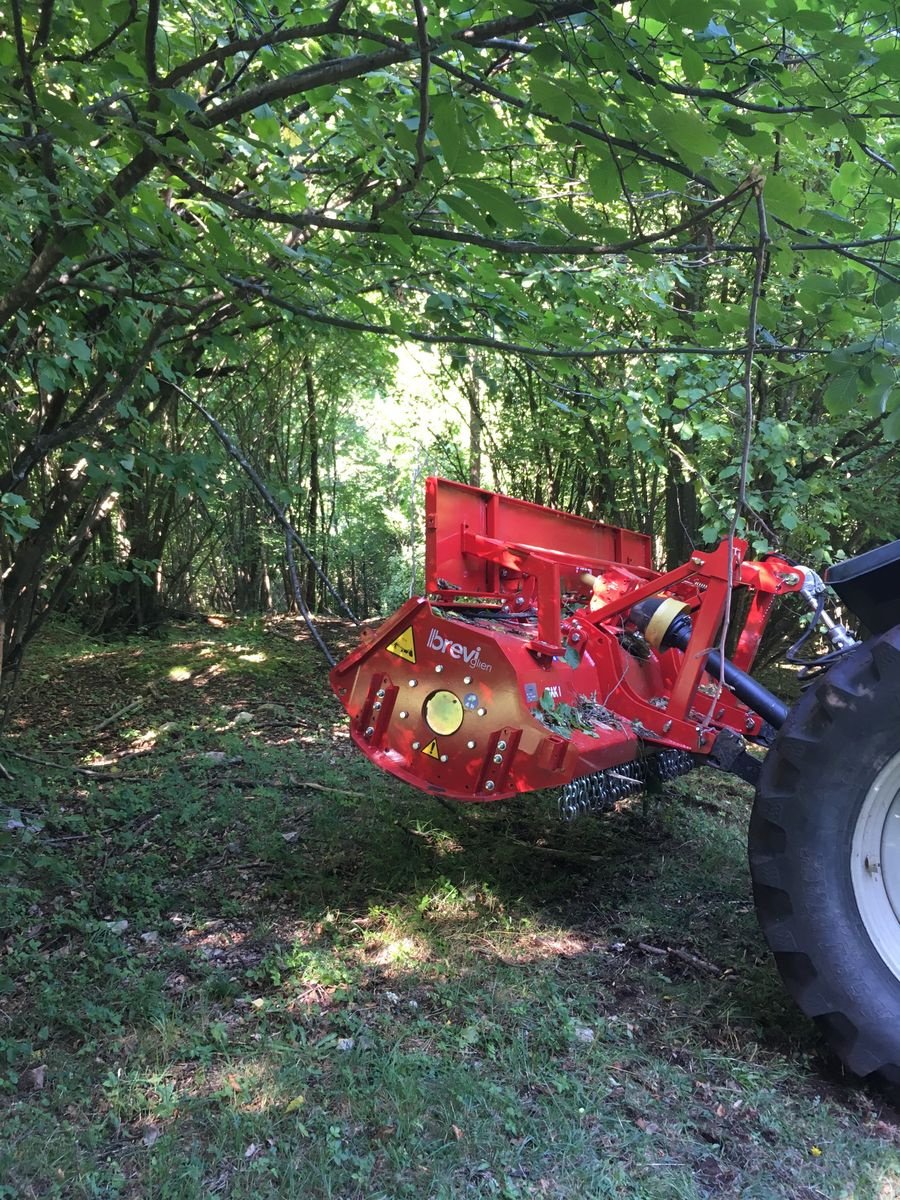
749 626 900 1084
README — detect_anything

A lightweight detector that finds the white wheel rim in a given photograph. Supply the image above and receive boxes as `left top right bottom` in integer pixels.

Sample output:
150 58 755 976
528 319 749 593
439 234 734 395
851 750 900 982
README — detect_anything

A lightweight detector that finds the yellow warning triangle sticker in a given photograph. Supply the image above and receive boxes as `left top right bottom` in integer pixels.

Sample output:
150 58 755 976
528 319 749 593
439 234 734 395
422 739 440 759
386 626 416 663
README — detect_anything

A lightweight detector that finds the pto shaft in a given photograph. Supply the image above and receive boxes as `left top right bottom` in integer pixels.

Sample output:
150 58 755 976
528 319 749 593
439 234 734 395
630 598 789 729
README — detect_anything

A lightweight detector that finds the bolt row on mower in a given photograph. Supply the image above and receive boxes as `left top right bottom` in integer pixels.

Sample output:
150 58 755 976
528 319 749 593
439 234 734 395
330 477 900 1085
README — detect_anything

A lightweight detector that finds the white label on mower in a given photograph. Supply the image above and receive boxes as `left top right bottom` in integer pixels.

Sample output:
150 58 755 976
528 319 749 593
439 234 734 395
426 628 493 673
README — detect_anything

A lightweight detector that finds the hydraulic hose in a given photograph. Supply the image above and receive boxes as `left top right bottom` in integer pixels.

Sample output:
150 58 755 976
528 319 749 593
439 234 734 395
630 597 789 729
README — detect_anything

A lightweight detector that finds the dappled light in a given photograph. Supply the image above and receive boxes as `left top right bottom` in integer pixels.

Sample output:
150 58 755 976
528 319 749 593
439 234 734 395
3 617 900 1197
2 0 899 1190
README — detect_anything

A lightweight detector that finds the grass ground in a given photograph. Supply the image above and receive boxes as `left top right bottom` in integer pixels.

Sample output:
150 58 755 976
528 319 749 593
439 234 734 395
1 616 899 1199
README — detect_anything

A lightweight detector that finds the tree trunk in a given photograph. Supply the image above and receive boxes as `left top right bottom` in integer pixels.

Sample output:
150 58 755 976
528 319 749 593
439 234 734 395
303 354 320 609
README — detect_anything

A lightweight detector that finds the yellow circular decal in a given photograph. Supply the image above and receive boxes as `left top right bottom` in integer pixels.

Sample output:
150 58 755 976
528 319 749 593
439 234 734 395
423 690 464 736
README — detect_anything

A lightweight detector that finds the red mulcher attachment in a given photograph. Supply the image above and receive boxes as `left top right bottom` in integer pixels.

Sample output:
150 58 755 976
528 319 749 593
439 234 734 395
330 478 802 808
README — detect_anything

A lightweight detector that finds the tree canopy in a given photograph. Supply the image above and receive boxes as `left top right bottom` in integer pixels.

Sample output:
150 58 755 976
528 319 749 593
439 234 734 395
1 0 898 688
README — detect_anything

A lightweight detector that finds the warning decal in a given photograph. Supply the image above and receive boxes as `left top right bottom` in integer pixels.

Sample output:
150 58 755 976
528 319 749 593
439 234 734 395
386 626 416 663
422 739 440 759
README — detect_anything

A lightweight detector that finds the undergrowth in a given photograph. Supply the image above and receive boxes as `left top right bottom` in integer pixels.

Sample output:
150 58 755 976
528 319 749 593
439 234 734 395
1 617 898 1199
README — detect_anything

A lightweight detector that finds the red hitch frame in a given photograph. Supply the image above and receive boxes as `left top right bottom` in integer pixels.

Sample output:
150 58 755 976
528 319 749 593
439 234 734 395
330 478 801 803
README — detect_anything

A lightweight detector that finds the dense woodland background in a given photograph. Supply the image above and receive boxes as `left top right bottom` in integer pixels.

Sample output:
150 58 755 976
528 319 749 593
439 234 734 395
2 0 899 700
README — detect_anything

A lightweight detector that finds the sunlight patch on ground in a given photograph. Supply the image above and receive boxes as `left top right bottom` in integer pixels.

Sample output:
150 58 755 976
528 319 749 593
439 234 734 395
368 935 427 966
168 666 192 681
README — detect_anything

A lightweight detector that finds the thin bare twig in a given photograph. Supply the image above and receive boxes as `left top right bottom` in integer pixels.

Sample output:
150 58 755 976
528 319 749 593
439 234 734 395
375 0 431 214
703 173 770 730
2 748 145 781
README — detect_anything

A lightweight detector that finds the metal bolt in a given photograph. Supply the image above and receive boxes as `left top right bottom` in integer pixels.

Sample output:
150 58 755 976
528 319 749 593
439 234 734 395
662 719 673 733
691 556 703 566
365 726 375 737
373 702 382 711
412 741 420 750
466 740 476 749
477 707 486 717
493 753 503 764
484 780 495 792
409 679 418 688
399 711 408 719
376 689 385 698
570 633 580 644
745 716 755 730
515 596 524 606
782 572 800 586
463 675 472 685
435 664 443 673
497 740 507 751
440 754 448 763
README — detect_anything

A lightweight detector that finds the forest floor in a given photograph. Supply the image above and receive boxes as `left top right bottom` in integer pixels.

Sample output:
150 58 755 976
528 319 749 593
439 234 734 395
2 616 899 1199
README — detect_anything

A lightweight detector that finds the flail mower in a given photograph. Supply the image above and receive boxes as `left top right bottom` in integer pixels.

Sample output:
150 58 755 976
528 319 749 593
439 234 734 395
330 477 900 1085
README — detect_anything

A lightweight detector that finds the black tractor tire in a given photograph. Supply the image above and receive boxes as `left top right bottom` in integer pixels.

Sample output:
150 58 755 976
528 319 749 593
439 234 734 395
749 626 900 1085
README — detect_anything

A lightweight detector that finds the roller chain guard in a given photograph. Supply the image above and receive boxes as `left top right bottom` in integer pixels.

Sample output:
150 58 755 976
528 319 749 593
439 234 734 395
559 749 696 820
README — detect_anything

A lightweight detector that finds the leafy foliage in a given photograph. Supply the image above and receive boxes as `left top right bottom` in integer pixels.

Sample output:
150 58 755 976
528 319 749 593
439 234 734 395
1 0 898 684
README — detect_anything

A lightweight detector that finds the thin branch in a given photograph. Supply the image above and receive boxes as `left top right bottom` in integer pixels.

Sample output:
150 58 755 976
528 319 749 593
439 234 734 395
32 0 55 51
162 0 351 89
284 532 336 667
52 0 137 65
225 274 827 361
374 0 431 214
704 174 770 729
167 158 754 259
432 55 718 193
178 387 357 626
145 0 160 83
206 2 595 130
861 143 897 174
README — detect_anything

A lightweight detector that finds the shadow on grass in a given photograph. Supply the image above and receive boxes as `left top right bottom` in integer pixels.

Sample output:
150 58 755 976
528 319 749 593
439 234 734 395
2 619 898 1199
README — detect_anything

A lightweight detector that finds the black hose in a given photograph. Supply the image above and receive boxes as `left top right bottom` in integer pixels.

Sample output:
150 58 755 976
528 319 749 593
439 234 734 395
663 613 789 729
629 599 789 729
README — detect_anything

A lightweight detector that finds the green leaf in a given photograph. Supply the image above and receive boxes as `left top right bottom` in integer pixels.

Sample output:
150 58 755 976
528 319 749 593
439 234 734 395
554 203 593 237
588 162 620 204
764 175 805 224
531 78 575 122
430 94 477 174
649 103 722 160
823 372 859 415
883 407 900 441
455 178 524 230
680 45 706 83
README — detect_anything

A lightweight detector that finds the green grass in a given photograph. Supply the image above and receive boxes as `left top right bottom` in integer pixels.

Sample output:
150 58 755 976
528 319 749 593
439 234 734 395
2 617 899 1198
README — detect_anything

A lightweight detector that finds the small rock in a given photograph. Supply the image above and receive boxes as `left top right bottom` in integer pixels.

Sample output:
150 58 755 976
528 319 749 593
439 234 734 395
141 1124 161 1147
384 991 401 1005
407 999 419 1011
336 1037 354 1052
18 1065 46 1092
573 1025 595 1044
189 751 243 767
232 712 254 726
105 919 129 934
140 931 159 944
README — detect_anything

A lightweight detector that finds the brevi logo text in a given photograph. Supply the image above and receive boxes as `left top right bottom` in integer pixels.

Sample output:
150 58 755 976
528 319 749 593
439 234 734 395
426 628 493 672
